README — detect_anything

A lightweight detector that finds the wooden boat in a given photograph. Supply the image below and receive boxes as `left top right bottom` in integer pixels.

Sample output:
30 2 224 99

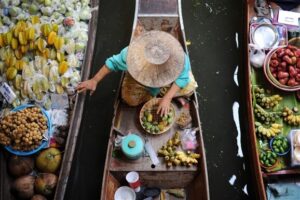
245 1 300 199
100 0 210 199
0 0 99 199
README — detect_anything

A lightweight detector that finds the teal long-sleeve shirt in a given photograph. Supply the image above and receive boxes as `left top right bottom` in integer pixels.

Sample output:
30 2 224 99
105 47 191 96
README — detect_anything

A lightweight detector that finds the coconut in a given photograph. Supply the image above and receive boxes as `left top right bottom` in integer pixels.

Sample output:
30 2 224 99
8 155 34 177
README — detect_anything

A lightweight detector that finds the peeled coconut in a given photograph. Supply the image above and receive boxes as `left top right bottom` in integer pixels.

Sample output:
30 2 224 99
31 194 47 200
36 148 62 173
35 173 58 196
11 175 35 199
8 155 34 177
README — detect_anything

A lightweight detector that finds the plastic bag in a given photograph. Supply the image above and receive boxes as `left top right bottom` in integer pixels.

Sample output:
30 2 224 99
249 44 266 68
181 128 198 150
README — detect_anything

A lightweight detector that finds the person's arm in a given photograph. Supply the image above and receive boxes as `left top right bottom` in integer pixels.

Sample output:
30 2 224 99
76 47 128 95
157 83 180 116
157 54 191 116
76 65 111 95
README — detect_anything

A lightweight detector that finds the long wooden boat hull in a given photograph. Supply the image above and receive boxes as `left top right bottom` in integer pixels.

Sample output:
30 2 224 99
244 1 300 199
0 0 99 199
100 0 209 199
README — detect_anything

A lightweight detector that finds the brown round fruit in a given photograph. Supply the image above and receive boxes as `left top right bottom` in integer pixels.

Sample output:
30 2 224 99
35 173 58 196
8 155 34 177
11 175 35 199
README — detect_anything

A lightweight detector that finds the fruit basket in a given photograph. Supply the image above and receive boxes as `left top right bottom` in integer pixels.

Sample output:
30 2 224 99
140 98 175 135
1 104 51 156
263 46 300 91
259 149 279 170
270 136 290 156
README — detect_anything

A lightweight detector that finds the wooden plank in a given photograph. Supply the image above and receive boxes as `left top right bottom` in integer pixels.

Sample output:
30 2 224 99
103 172 120 200
111 171 196 188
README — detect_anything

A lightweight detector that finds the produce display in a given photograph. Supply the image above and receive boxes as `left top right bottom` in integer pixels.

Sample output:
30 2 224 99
0 106 48 151
259 150 278 168
140 98 175 134
255 122 282 138
0 0 91 109
7 148 61 199
0 0 93 199
157 132 200 167
254 104 280 124
141 110 173 134
254 87 282 109
270 136 290 155
251 43 300 172
282 106 300 126
268 45 300 88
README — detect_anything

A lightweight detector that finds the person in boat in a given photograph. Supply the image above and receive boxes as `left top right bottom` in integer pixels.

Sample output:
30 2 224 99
76 30 197 116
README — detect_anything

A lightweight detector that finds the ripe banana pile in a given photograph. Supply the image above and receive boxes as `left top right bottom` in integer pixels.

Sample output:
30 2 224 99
255 122 283 138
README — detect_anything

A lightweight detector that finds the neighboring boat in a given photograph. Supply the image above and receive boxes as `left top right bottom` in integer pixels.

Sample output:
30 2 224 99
0 0 99 199
100 0 210 200
245 1 300 199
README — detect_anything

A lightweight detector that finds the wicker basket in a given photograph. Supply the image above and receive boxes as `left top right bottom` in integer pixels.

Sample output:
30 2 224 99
139 98 175 135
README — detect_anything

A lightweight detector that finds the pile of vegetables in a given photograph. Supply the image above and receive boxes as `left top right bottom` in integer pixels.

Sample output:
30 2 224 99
259 150 278 168
7 148 62 199
0 106 47 151
158 132 200 167
270 136 290 155
269 45 300 87
141 109 174 134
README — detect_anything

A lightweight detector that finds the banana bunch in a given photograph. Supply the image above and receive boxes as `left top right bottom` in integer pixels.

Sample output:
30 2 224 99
158 132 200 167
254 104 280 124
254 87 282 109
282 107 300 126
255 122 282 138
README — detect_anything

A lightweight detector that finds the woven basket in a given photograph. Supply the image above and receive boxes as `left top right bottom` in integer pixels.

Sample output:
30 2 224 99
139 98 175 135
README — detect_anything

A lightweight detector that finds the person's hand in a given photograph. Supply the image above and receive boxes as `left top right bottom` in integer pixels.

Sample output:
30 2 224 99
157 96 171 117
76 79 98 95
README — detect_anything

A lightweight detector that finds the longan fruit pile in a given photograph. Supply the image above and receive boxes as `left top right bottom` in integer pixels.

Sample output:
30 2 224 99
0 107 48 151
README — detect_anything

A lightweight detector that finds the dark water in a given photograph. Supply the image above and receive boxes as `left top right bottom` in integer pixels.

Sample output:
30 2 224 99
65 0 252 200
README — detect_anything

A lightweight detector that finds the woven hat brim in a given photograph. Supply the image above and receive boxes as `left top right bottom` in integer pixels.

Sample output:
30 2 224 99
127 30 185 88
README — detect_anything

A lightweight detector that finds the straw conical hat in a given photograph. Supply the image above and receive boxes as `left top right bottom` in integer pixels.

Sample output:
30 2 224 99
127 30 185 88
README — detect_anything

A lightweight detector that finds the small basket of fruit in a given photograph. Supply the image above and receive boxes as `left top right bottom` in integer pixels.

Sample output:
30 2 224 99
259 149 278 169
140 98 175 135
0 104 51 156
264 45 300 91
270 136 290 156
